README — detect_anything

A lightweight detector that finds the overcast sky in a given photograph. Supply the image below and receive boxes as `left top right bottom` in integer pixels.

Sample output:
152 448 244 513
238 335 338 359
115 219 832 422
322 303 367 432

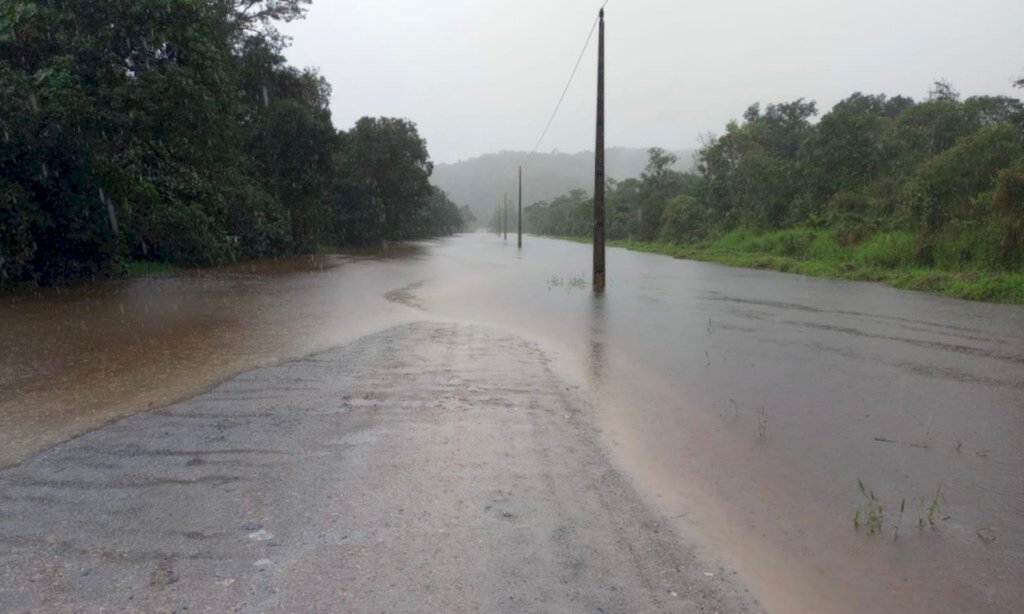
281 0 1024 164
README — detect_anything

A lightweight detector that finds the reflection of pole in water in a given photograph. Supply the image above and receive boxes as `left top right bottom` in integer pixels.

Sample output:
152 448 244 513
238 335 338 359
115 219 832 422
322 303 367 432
587 292 607 385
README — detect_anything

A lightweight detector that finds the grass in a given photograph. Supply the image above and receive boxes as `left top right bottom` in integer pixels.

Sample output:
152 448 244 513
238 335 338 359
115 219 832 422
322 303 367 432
554 230 1024 304
854 479 885 535
853 480 947 538
919 484 945 529
893 498 907 540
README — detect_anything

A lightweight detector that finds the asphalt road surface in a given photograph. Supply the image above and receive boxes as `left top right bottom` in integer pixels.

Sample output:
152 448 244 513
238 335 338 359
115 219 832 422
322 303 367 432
0 322 756 613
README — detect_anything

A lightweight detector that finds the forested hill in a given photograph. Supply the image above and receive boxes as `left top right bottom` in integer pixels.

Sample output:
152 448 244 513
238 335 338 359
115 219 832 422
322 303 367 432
432 147 694 227
1 1 467 288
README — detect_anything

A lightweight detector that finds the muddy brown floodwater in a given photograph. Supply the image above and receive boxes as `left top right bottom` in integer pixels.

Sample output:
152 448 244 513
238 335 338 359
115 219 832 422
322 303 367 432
2 234 1023 612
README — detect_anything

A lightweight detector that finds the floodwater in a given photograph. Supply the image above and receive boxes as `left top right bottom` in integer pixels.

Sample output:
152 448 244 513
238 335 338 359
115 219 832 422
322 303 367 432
2 234 1022 612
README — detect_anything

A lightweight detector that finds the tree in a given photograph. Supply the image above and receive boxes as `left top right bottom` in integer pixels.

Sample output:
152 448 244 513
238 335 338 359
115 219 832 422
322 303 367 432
906 123 1024 231
895 85 978 160
337 117 434 242
215 0 311 43
415 187 465 237
660 195 707 242
802 93 906 205
992 161 1024 268
457 205 477 231
528 86 1024 276
637 148 686 239
697 100 816 229
607 177 641 239
963 95 1024 133
240 39 336 251
928 79 960 102
1 0 463 287
741 99 818 160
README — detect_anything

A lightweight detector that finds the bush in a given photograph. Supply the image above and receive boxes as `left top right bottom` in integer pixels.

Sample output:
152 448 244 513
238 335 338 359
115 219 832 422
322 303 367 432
659 195 708 243
992 162 1024 269
772 229 816 258
826 191 872 224
853 231 916 269
808 231 846 261
906 123 1023 231
930 221 1002 271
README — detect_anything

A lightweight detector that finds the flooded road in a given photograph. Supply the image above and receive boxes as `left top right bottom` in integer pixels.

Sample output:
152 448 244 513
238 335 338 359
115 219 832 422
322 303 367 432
3 234 1023 612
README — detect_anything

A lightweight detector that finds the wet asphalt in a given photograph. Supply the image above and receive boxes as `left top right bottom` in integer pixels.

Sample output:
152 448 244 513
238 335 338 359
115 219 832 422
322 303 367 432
0 322 756 613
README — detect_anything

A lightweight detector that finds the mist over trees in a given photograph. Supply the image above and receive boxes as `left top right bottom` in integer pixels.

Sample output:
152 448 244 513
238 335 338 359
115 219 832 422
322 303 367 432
526 84 1024 273
0 0 465 287
433 147 694 228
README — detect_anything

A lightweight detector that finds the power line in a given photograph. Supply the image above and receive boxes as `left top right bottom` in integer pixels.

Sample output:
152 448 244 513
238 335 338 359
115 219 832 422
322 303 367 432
523 1 610 161
508 1 610 235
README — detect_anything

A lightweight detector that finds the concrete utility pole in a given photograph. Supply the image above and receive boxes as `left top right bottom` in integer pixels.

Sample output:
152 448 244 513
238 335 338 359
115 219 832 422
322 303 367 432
593 8 606 292
518 166 523 248
503 194 508 240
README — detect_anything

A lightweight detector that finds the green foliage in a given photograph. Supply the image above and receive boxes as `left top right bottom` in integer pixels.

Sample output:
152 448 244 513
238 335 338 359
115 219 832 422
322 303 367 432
854 479 885 535
522 189 592 237
638 148 692 239
918 484 945 529
457 205 477 231
906 123 1023 231
337 117 435 242
1 0 462 288
660 195 706 243
802 94 897 200
526 84 1024 299
852 231 917 269
991 161 1024 269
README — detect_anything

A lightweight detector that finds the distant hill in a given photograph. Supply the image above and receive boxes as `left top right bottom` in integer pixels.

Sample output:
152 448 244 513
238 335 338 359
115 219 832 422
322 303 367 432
432 147 695 227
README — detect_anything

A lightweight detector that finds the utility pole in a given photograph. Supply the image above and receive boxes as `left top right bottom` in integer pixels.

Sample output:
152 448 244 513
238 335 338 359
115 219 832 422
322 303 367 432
503 194 508 241
518 166 523 248
593 8 606 292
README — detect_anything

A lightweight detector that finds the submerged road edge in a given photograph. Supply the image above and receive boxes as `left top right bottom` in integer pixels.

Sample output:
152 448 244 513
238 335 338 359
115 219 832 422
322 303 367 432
0 321 758 613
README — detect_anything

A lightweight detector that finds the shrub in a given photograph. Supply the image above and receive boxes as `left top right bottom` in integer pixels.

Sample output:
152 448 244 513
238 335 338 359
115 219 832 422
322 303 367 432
853 231 916 269
659 195 708 243
992 162 1024 269
906 123 1023 231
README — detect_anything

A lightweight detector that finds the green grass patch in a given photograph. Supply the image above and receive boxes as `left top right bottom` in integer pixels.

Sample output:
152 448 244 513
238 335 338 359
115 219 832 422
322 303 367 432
548 230 1024 305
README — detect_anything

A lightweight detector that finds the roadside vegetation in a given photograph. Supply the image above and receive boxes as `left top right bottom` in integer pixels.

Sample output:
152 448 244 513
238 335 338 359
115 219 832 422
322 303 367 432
1 1 468 289
521 82 1024 304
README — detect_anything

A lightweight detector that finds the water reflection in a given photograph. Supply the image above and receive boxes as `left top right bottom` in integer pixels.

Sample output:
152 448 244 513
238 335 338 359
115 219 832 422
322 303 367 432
0 250 429 467
2 234 1023 613
340 242 429 261
587 292 607 385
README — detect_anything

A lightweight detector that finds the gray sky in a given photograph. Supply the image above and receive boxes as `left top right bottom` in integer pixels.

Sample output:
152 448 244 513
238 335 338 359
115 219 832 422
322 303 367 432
281 0 1024 164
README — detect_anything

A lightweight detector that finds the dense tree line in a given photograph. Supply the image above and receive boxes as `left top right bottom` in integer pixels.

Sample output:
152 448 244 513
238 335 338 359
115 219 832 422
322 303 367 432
526 82 1024 272
1 0 466 287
